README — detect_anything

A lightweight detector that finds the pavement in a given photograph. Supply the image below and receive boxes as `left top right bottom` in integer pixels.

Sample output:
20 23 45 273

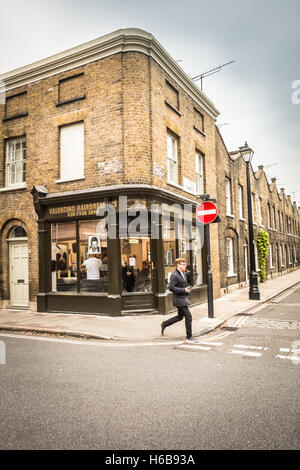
0 269 299 342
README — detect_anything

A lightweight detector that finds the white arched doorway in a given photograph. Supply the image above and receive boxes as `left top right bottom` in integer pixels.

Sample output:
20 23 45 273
8 226 29 307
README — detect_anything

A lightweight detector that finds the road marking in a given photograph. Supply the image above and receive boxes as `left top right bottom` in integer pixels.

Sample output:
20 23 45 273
227 349 262 358
280 348 300 353
276 355 300 362
196 341 223 346
234 344 268 351
177 344 212 351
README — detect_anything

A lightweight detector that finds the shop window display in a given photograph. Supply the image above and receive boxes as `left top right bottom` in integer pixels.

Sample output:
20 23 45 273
51 222 77 292
51 219 108 293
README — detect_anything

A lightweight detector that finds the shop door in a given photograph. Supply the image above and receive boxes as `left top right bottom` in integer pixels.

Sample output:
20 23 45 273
120 237 156 313
9 242 29 307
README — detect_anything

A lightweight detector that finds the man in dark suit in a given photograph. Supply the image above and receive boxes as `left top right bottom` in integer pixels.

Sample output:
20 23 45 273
161 258 196 341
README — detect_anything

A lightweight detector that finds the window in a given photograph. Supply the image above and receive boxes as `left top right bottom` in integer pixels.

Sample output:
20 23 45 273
51 219 108 293
226 238 235 276
257 197 263 225
58 122 84 183
195 151 204 195
167 132 178 185
272 206 276 230
165 80 179 111
5 137 26 187
239 185 244 219
280 245 284 267
269 244 274 269
57 73 85 106
225 178 233 216
9 226 27 239
251 193 256 222
194 108 204 133
278 210 281 232
268 204 272 228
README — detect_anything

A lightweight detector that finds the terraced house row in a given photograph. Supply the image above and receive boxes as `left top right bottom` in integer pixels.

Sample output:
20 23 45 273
0 28 299 316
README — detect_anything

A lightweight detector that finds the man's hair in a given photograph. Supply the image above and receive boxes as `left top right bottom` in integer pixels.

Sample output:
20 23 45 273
175 258 186 266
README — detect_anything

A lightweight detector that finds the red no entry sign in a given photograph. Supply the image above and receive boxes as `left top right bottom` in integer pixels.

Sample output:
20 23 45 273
196 201 218 224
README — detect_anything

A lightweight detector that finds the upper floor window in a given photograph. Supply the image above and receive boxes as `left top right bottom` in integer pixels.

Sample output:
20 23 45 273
58 122 84 183
167 132 178 185
225 178 233 216
268 203 272 228
194 108 205 134
251 192 256 222
195 151 204 195
238 185 244 219
272 206 276 230
165 81 179 112
257 196 263 225
5 137 26 187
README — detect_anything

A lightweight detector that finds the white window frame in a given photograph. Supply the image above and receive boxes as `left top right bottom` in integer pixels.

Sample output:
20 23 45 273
257 196 263 226
225 178 233 216
195 151 204 195
239 185 244 219
5 137 26 188
167 132 178 185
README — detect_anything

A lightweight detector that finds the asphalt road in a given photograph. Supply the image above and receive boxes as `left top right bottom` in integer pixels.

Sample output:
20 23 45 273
0 286 299 450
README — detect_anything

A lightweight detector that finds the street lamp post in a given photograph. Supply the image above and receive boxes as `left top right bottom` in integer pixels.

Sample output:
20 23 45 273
240 142 260 301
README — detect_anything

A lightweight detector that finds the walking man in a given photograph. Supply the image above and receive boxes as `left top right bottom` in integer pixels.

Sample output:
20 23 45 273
161 258 196 340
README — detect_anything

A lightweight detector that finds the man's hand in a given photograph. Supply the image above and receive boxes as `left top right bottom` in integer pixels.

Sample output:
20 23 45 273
185 287 191 293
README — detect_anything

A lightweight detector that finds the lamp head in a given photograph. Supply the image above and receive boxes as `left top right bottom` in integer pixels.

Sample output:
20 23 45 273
239 141 254 163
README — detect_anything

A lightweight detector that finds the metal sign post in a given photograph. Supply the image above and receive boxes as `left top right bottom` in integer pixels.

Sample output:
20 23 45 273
196 197 220 319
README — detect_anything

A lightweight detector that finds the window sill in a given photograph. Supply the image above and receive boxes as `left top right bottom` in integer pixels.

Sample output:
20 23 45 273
193 125 206 137
165 100 182 116
2 112 28 122
56 95 86 107
0 183 27 192
55 176 85 184
227 214 235 219
239 217 246 222
227 273 237 278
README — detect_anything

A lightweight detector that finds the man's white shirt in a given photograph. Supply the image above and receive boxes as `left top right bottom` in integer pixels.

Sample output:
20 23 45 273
83 257 102 279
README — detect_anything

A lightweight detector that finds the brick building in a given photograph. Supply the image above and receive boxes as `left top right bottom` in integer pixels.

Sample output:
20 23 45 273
0 28 299 315
216 128 300 294
0 28 221 315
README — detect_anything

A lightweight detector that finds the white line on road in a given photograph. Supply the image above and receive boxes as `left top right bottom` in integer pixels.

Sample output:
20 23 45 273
178 344 212 351
276 355 300 362
227 349 262 357
280 348 300 353
234 344 268 351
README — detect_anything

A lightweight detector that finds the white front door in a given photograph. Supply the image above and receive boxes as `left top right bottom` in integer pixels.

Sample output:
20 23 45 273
244 246 249 285
9 242 29 307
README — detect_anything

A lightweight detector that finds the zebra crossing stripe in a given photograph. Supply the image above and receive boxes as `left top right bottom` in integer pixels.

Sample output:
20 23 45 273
276 355 300 362
234 344 268 351
228 349 262 357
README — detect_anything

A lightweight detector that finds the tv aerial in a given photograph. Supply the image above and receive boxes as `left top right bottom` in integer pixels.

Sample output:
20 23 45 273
192 60 236 91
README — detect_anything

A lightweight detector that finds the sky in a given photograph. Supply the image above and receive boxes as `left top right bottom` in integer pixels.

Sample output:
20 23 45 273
1 0 299 204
